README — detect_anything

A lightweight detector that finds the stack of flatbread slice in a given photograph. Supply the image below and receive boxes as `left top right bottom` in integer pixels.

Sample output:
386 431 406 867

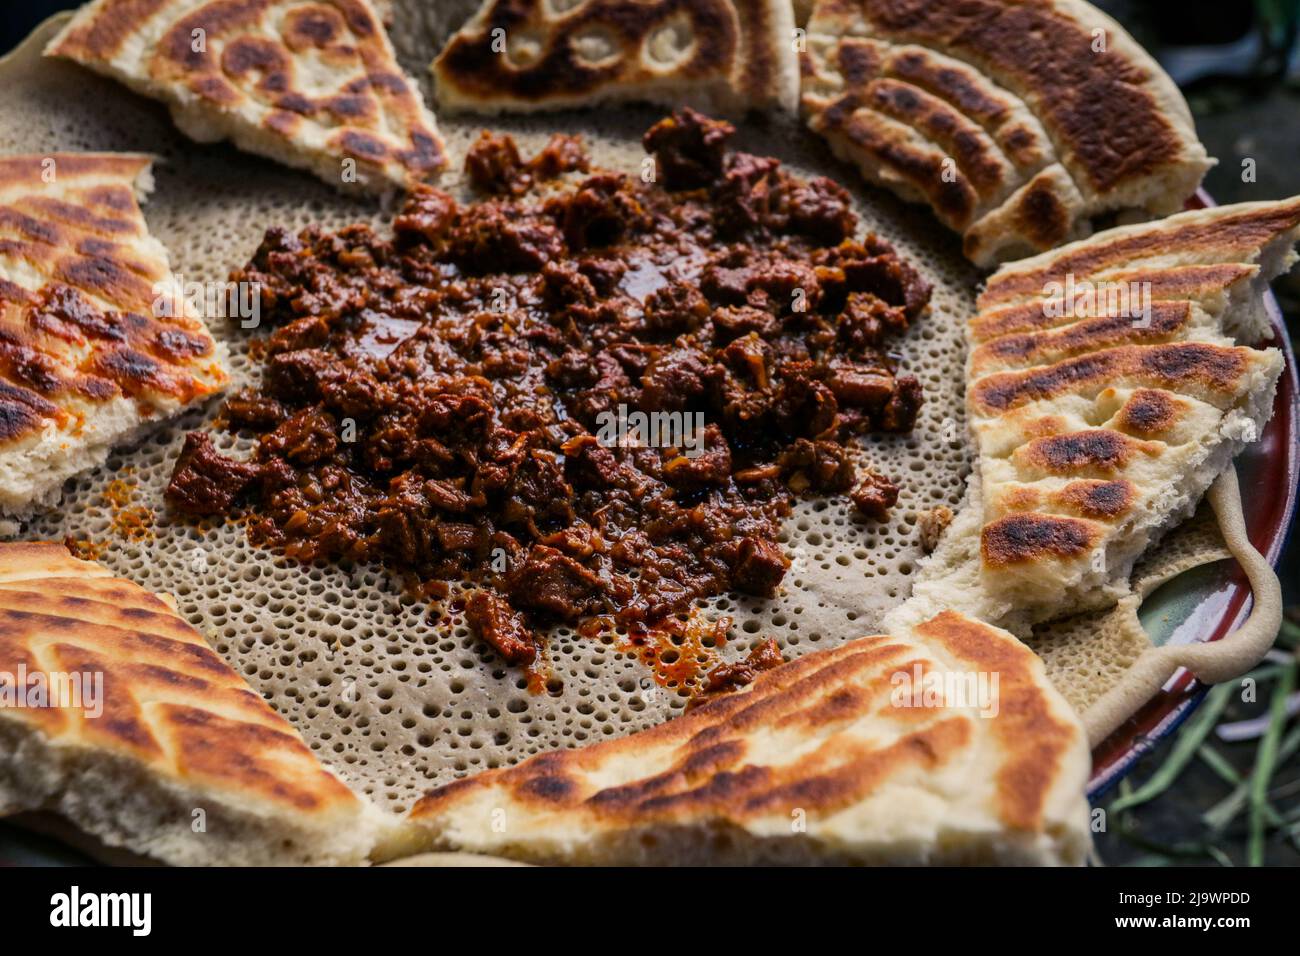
0 152 227 515
401 609 1092 866
800 0 1212 266
0 542 383 865
45 0 446 193
890 198 1300 636
432 0 800 115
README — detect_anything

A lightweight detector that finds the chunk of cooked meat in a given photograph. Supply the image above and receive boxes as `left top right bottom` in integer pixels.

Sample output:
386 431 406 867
393 185 457 247
465 130 589 196
222 389 288 431
876 374 924 432
693 638 785 704
504 545 605 621
465 590 537 664
733 537 788 595
642 107 733 190
778 438 856 493
165 432 261 516
662 424 732 489
918 505 955 553
464 130 526 195
850 470 900 521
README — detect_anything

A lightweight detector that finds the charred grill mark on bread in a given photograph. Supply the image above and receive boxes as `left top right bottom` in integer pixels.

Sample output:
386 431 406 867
801 0 1211 265
407 610 1091 864
47 0 446 190
0 153 227 509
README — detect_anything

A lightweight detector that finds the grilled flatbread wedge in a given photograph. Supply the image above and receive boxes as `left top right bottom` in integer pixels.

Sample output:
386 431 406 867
46 0 446 193
0 153 227 515
0 542 380 865
892 198 1299 635
403 610 1092 866
800 0 1212 266
432 0 800 116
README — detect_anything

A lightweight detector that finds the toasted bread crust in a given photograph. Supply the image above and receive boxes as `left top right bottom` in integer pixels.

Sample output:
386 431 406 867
1016 429 1159 476
882 44 1050 170
980 197 1300 307
821 88 981 227
0 153 158 310
1115 388 1186 436
0 152 226 458
969 263 1258 341
814 0 1189 193
937 197 1296 631
972 301 1194 373
438 0 737 101
433 0 798 114
802 0 1209 265
980 512 1099 567
912 611 1079 831
1053 478 1138 519
974 166 1074 254
970 342 1257 415
855 76 1011 198
408 611 1091 864
0 542 360 815
47 0 446 189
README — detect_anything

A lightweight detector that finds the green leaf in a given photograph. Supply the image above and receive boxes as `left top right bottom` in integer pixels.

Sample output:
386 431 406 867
1247 662 1297 866
1204 700 1300 830
1109 682 1236 815
1198 744 1286 828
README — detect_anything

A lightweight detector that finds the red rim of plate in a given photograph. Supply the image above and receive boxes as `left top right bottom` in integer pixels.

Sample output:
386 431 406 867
1086 189 1300 797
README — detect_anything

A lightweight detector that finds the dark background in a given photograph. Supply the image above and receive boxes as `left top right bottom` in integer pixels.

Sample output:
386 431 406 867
1 0 1297 866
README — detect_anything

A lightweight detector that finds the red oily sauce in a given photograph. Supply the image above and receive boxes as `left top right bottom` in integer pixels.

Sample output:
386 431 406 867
165 109 931 671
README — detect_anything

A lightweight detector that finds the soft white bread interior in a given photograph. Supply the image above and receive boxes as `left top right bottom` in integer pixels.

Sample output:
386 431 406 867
891 198 1299 634
432 0 800 116
401 609 1093 866
0 152 228 516
0 542 386 866
46 0 446 193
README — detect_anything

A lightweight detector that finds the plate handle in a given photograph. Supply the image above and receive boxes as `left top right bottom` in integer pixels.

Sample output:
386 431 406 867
1082 465 1284 746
